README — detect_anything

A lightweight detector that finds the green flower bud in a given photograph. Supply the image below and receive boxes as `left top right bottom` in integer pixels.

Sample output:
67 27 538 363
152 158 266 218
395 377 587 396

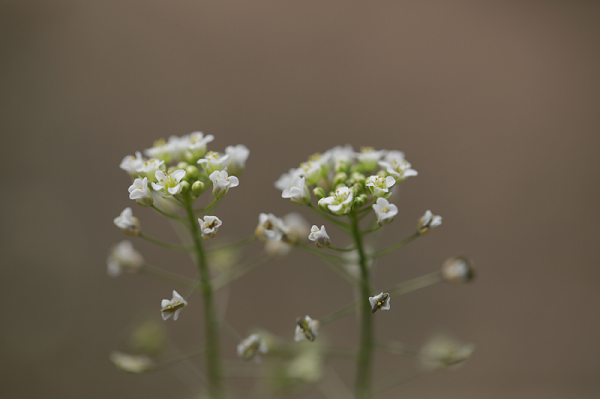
313 187 326 199
350 172 366 186
192 181 205 196
334 172 348 186
176 161 189 170
185 165 200 180
354 194 368 208
179 180 190 193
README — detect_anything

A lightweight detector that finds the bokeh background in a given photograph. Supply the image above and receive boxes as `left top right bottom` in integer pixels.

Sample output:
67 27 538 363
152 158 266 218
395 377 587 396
2 1 599 398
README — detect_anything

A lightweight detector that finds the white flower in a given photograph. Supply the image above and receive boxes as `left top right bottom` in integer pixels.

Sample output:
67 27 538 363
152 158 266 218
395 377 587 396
441 256 475 283
114 207 140 236
372 197 398 226
255 213 285 241
379 150 418 182
282 176 311 205
144 136 184 163
357 147 385 172
419 335 475 371
299 160 323 185
369 292 391 313
185 131 214 160
107 240 144 277
224 144 250 176
198 151 230 175
308 225 331 248
198 215 222 239
120 152 145 176
160 290 187 321
237 334 268 363
135 158 165 182
209 170 239 198
110 352 154 373
151 169 187 196
417 210 442 234
322 145 355 171
128 177 153 207
295 315 319 342
318 186 354 215
274 168 304 191
365 175 396 198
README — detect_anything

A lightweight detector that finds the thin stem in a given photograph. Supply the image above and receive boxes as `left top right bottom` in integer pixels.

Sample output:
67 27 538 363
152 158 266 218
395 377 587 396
140 263 196 289
371 232 420 259
308 203 351 231
320 301 359 326
184 195 224 399
195 197 220 214
351 213 374 399
211 252 271 291
207 235 257 252
297 242 360 287
297 242 345 263
152 204 187 222
153 346 206 370
328 245 356 252
360 225 382 236
139 233 193 252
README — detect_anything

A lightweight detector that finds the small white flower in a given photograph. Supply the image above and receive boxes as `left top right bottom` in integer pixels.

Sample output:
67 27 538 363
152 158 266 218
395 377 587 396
144 136 184 163
369 292 391 313
255 213 285 241
441 256 475 283
185 131 214 160
417 210 442 234
372 197 398 226
318 186 354 215
419 335 475 371
198 151 230 175
151 169 187 196
274 168 304 192
379 150 418 182
135 158 165 182
107 240 144 277
224 144 250 176
198 215 222 239
282 176 311 205
120 152 145 176
209 170 239 198
160 290 187 321
322 145 355 171
128 177 153 207
299 160 323 185
365 175 396 198
110 351 155 373
237 334 268 363
114 207 140 236
357 147 385 172
308 225 331 248
295 315 319 342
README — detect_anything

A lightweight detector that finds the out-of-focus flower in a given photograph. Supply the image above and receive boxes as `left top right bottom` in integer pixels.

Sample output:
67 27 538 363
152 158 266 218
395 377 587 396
419 335 475 371
237 334 268 363
308 225 331 248
135 158 165 182
298 161 323 185
114 207 140 236
198 151 229 175
379 150 418 182
274 168 304 192
128 177 153 207
282 176 311 205
209 170 239 198
160 290 187 321
120 152 145 176
287 344 324 383
372 197 398 226
255 213 285 242
441 256 475 283
357 147 385 172
224 144 250 176
107 240 144 277
295 316 319 342
417 210 442 235
369 292 391 313
198 215 222 239
185 131 214 161
110 351 155 373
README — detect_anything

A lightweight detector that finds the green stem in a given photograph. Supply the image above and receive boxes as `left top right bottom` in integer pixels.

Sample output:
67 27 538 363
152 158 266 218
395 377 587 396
140 263 196 289
139 233 193 252
195 197 221 214
297 242 359 287
328 245 356 252
211 252 271 291
308 203 351 232
207 235 257 252
184 196 224 399
371 232 420 259
151 205 187 222
350 213 373 399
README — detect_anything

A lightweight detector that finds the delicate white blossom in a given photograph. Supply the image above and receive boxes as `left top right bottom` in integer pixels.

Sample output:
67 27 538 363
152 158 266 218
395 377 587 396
379 150 418 182
369 292 391 313
308 225 331 248
372 197 398 226
135 158 165 182
419 335 475 371
365 175 396 198
224 144 250 176
107 240 144 277
185 131 214 161
357 147 385 172
209 170 239 198
114 207 140 236
152 169 187 196
144 136 183 163
128 177 153 207
198 215 222 239
274 168 304 192
260 213 309 256
441 256 475 283
282 176 311 205
160 290 187 321
295 315 319 342
198 151 229 175
318 186 354 215
237 334 268 363
255 213 286 242
110 351 154 373
120 152 145 176
299 160 323 185
322 145 355 171
417 210 442 234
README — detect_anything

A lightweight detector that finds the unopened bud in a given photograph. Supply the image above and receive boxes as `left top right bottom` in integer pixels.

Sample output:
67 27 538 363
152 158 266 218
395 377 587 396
192 181 206 196
179 180 190 193
185 165 200 179
313 187 325 199
176 161 189 170
441 256 475 283
334 172 348 186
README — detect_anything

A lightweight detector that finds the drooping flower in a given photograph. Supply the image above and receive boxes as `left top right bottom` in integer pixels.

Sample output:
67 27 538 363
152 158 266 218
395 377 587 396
106 240 144 277
128 177 153 207
295 315 319 342
419 335 475 371
308 225 331 248
282 176 311 205
441 256 475 283
224 144 250 176
369 292 391 313
151 169 187 196
372 197 398 226
365 175 396 198
318 186 354 215
379 150 418 182
198 151 229 175
417 210 442 235
110 351 155 373
160 290 187 321
237 334 268 363
120 152 145 176
209 170 239 198
113 207 140 236
198 216 222 239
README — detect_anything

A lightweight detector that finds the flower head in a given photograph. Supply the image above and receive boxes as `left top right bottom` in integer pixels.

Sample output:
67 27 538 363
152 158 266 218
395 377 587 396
369 292 391 313
295 315 319 342
379 150 418 182
198 151 229 175
114 207 140 236
308 225 331 248
417 210 442 235
198 215 222 239
107 240 144 277
209 170 239 198
237 334 268 363
151 169 187 197
318 186 354 215
224 144 250 176
365 175 396 199
441 256 475 283
160 290 187 321
128 177 153 207
372 197 398 226
282 176 311 205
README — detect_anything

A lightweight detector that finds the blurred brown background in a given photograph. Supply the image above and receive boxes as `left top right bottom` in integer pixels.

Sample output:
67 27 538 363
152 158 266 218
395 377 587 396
1 0 599 398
